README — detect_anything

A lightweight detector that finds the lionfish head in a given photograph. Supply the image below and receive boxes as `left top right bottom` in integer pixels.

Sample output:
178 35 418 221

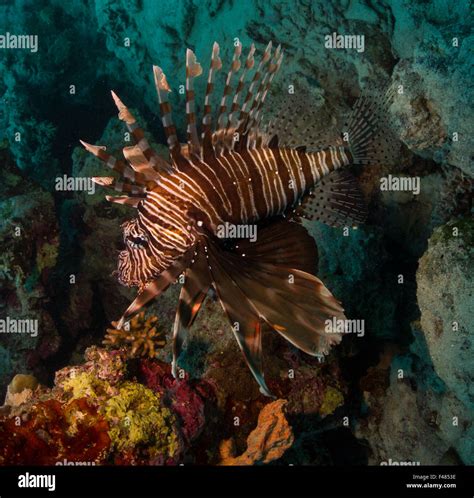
116 202 196 290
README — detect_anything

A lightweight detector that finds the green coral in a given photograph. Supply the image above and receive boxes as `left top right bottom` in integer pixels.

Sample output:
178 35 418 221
319 386 344 416
104 382 178 458
429 217 474 247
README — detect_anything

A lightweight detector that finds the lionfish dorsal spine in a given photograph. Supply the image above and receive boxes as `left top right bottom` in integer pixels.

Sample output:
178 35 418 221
235 41 272 133
202 42 222 157
111 90 173 176
185 48 203 158
246 46 283 148
225 43 256 135
152 65 181 159
216 41 242 133
80 140 145 185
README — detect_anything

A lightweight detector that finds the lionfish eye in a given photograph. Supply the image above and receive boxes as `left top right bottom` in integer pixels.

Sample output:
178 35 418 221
127 235 148 249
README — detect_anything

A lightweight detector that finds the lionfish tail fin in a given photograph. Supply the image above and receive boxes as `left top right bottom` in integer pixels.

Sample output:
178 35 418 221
344 86 399 167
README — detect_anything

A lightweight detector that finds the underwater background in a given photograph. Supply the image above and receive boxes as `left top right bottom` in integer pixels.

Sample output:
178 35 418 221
0 0 472 466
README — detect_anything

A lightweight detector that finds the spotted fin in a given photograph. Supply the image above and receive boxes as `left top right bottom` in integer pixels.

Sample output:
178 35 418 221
264 89 342 152
343 87 399 166
292 170 368 227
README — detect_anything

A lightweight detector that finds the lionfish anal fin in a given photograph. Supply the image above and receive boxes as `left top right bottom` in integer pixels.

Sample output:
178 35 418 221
292 170 368 227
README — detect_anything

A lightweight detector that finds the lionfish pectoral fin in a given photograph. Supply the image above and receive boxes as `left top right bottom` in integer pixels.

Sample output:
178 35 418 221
205 220 344 386
232 320 275 399
230 217 319 275
204 239 275 398
171 245 212 378
172 288 208 378
116 248 195 330
291 170 368 227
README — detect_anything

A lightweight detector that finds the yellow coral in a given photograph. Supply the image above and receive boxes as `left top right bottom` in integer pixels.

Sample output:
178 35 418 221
61 371 111 400
61 373 178 459
104 382 178 458
319 386 344 416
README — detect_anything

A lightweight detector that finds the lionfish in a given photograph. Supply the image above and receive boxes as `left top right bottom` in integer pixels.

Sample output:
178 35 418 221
81 41 396 397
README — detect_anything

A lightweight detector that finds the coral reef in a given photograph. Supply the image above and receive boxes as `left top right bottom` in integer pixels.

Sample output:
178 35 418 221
0 0 471 467
3 373 38 407
0 150 60 395
219 400 294 465
104 312 167 359
417 219 473 408
0 397 110 465
0 347 182 464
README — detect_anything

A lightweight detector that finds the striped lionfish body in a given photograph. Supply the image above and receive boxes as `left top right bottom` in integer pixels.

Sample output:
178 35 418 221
82 41 396 396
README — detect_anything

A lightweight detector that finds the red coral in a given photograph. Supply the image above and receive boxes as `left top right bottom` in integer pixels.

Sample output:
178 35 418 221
0 398 110 465
138 359 214 444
